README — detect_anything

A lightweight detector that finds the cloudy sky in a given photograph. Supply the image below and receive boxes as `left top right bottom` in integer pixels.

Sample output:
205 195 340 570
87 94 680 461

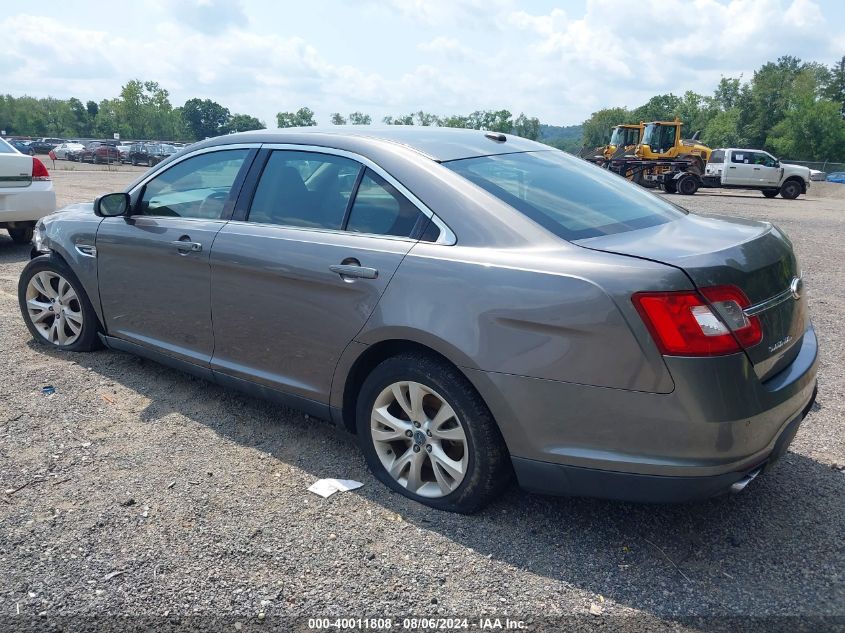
3 0 844 127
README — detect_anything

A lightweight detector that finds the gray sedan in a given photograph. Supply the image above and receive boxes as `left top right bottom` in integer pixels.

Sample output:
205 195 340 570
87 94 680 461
17 128 818 513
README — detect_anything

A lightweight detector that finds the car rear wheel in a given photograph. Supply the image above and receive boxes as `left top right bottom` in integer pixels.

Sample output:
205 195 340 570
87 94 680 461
8 226 34 244
762 189 779 198
356 353 511 513
780 180 801 200
18 255 101 352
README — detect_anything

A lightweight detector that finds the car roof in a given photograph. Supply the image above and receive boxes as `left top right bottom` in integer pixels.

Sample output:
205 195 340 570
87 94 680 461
193 126 547 162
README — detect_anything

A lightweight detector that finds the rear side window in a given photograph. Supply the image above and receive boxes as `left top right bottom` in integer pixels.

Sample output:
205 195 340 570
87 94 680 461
346 169 428 238
248 151 361 229
0 138 16 154
731 152 749 164
708 150 724 164
444 151 685 241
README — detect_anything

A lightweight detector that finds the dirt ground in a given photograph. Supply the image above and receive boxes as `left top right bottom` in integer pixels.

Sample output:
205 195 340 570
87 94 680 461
0 170 843 631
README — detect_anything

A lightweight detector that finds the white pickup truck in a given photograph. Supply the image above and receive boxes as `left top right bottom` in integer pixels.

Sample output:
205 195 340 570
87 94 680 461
702 148 811 199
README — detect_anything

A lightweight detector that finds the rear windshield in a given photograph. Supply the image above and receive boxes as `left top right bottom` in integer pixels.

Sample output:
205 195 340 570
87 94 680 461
444 150 685 241
709 150 725 164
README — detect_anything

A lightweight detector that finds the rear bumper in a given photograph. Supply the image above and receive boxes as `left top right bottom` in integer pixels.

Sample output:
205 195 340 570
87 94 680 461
0 185 56 223
465 322 819 501
512 384 816 502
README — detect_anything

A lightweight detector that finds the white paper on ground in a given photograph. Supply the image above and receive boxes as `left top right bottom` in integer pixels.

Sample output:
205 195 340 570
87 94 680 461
308 478 364 498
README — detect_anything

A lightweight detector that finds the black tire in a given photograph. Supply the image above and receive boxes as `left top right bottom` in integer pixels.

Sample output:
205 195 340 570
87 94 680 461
780 180 801 200
93 154 100 164
678 174 699 195
131 158 137 166
663 179 677 194
8 226 34 244
762 189 779 198
356 353 511 513
18 254 102 353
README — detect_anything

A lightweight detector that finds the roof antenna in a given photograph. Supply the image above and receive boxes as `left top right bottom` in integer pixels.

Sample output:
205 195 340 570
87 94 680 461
484 132 507 142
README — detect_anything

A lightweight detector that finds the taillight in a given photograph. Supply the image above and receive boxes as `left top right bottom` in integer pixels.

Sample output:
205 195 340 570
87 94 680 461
32 157 51 181
632 285 762 357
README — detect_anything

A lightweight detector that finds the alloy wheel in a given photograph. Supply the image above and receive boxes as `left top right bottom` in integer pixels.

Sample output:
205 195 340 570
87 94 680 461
370 381 468 498
25 271 83 346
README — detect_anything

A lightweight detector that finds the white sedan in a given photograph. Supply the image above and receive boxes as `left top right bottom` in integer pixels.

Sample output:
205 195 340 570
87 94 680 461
53 142 86 161
0 138 57 243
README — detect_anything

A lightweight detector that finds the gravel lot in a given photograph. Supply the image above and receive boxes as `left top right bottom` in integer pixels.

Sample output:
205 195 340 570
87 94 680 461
0 170 843 631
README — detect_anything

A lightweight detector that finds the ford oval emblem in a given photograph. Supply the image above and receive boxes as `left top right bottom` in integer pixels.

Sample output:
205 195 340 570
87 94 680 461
790 276 803 300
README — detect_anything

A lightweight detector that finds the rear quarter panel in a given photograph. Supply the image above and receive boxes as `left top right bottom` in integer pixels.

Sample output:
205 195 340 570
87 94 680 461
354 241 691 394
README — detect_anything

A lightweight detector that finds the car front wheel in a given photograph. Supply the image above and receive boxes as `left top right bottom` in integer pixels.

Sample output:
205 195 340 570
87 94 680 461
780 180 801 199
356 353 511 513
18 255 101 352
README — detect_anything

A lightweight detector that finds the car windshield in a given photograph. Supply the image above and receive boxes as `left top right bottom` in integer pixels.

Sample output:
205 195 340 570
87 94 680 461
609 127 638 147
444 150 686 240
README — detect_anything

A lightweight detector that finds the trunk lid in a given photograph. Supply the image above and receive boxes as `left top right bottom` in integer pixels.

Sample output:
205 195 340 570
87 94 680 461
0 153 34 188
576 213 806 380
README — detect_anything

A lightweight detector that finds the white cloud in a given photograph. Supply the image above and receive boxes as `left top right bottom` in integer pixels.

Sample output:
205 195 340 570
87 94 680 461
0 0 842 127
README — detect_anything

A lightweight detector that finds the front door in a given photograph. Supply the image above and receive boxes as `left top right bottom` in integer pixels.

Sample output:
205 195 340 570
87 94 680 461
750 152 781 187
210 149 433 403
96 148 251 366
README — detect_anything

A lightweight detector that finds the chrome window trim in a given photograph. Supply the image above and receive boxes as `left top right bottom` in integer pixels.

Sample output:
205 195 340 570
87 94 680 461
258 143 456 245
127 143 261 197
224 219 419 244
125 144 258 222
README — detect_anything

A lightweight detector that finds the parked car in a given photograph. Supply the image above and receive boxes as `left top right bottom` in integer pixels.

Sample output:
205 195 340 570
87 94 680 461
809 169 826 181
78 141 120 164
18 128 818 512
29 138 63 154
53 142 86 161
117 144 133 163
0 137 56 243
701 149 811 198
7 139 34 155
826 171 845 184
127 143 173 166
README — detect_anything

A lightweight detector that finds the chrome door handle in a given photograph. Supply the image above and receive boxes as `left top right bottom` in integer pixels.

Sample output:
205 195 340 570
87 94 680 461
330 264 378 279
753 167 761 170
171 240 202 252
728 166 736 169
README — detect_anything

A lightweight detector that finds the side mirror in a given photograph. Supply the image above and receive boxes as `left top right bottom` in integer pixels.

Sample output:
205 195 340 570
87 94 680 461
94 192 130 217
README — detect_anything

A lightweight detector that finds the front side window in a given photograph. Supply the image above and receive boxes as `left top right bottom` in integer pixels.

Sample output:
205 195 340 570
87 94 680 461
137 149 249 219
445 150 685 241
345 169 428 238
248 151 361 229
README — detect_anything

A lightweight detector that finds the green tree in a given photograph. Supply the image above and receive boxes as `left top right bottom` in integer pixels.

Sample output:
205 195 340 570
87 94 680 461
513 113 541 140
182 98 231 139
823 55 845 116
224 113 265 133
348 111 372 125
414 111 440 126
383 114 414 125
713 77 742 110
581 107 631 148
702 108 744 147
330 113 346 125
276 107 316 128
440 115 469 128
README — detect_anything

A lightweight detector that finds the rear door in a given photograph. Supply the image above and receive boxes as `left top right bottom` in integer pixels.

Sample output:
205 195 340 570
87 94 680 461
210 147 434 403
96 147 254 366
725 151 755 186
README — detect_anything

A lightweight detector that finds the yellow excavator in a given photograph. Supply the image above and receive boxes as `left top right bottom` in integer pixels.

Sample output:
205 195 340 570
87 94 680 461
608 118 712 193
581 123 643 164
